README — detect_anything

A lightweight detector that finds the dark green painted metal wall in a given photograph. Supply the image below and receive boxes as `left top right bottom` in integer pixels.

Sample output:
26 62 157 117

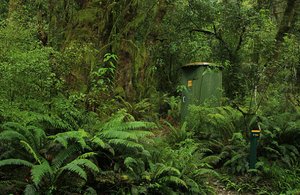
181 63 222 120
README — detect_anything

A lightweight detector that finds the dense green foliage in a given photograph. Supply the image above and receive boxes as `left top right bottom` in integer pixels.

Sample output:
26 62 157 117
0 0 300 194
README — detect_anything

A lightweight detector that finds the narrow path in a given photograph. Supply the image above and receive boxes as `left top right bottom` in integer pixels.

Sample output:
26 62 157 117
209 179 254 195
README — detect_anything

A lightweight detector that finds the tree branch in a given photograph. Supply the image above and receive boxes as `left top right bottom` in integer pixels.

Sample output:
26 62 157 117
189 25 233 57
189 28 215 36
235 26 246 53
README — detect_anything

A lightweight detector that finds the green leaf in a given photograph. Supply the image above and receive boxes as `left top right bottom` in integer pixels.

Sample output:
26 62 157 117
62 163 87 181
31 161 52 186
124 157 137 170
52 145 80 170
159 176 188 189
20 140 42 164
0 130 28 142
108 139 144 151
91 136 106 148
0 159 33 167
78 152 97 159
24 184 38 195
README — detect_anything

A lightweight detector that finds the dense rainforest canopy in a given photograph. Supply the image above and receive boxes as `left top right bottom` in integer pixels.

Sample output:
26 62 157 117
0 0 300 194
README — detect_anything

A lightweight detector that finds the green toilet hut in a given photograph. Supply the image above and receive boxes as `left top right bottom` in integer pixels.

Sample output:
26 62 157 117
181 62 222 120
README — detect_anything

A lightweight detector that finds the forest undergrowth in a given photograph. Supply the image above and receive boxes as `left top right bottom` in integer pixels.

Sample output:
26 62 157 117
0 94 299 194
1 0 300 194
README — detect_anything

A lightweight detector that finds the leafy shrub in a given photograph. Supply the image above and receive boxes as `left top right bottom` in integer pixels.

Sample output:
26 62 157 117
0 19 55 102
188 105 243 142
222 133 249 175
149 139 218 194
259 112 300 167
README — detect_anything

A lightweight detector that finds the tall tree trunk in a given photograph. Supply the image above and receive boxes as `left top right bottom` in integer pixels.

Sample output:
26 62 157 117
275 0 299 54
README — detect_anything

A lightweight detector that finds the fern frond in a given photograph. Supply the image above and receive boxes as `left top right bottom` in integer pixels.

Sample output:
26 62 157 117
91 136 106 148
0 159 33 167
52 145 80 170
154 164 181 178
61 163 87 181
78 152 97 159
224 153 247 167
116 121 156 131
108 139 144 151
285 144 299 156
0 130 28 142
102 112 127 129
193 168 218 177
1 123 46 154
27 126 46 148
101 130 153 141
33 114 72 131
200 155 221 165
2 121 25 131
84 186 98 195
0 149 15 159
101 131 138 140
197 147 212 153
60 159 99 181
31 160 52 186
263 146 281 156
51 135 68 148
50 130 90 149
184 177 200 193
159 176 187 189
24 184 38 195
20 140 42 164
141 149 151 158
69 159 99 173
2 122 35 145
124 157 138 169
101 110 156 132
